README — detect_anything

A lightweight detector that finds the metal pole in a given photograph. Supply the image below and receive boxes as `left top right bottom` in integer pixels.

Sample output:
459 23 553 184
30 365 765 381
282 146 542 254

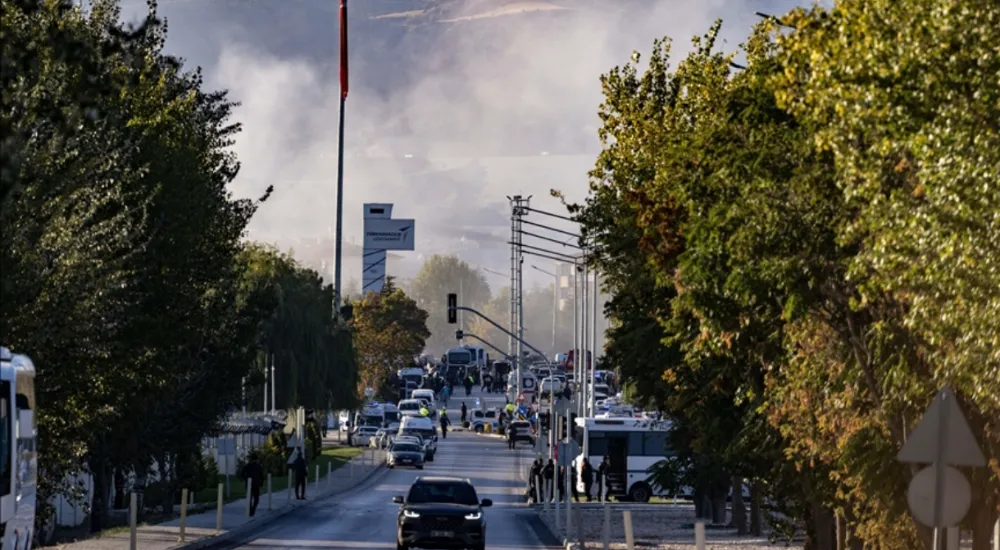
333 55 347 312
591 269 598 416
582 261 589 418
509 202 518 392
551 271 557 354
459 277 464 343
572 266 580 416
263 353 269 413
932 389 950 550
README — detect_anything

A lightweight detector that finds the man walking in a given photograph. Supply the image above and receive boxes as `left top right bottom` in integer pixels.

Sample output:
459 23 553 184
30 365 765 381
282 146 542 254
292 448 308 500
507 422 518 450
597 455 610 500
240 452 265 516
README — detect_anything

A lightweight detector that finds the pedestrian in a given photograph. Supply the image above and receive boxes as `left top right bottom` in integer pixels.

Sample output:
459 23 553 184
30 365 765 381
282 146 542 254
442 384 451 406
557 466 566 502
529 458 543 502
570 461 580 502
240 452 265 516
581 457 594 502
481 371 492 392
597 455 610 500
507 422 518 450
439 410 450 439
292 449 308 500
460 401 467 424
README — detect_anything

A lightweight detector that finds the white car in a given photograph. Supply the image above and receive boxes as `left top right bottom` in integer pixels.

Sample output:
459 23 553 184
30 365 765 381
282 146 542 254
540 376 564 395
353 425 379 447
397 398 424 417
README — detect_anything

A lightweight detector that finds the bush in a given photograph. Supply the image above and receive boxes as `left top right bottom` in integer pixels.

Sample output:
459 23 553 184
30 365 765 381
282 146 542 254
305 420 322 460
258 430 290 476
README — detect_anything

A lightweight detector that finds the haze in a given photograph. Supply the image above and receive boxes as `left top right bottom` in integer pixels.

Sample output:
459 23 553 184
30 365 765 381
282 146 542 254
119 0 812 287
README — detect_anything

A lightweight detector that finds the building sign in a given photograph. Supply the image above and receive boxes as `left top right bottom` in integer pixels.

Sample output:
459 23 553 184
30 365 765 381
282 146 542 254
363 218 416 251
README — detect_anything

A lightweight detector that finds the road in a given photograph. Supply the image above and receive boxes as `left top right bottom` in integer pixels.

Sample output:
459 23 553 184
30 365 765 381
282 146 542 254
214 388 559 550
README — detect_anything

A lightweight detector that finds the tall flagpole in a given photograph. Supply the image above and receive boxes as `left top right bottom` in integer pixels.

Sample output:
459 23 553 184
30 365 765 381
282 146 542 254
334 0 349 313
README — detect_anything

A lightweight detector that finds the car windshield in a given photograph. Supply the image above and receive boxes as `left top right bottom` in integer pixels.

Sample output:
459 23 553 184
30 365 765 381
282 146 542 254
407 482 479 505
392 444 420 453
400 402 419 411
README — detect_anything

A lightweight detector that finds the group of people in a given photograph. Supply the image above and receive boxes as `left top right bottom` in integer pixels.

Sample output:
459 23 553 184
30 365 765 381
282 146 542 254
238 447 311 517
528 455 611 503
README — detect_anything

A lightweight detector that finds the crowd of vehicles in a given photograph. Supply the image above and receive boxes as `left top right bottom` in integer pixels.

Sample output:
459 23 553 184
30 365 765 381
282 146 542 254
2 347 38 550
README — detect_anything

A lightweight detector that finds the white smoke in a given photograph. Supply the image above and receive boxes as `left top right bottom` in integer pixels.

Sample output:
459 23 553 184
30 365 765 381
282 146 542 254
120 0 812 286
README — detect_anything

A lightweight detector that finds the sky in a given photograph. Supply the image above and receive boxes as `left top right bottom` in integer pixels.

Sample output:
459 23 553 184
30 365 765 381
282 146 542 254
118 0 815 289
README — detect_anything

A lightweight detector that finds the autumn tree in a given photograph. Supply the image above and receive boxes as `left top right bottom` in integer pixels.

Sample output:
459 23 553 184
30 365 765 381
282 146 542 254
351 279 430 402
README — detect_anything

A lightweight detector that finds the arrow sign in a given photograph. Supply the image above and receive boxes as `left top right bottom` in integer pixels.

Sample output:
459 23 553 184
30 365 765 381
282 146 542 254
897 387 986 467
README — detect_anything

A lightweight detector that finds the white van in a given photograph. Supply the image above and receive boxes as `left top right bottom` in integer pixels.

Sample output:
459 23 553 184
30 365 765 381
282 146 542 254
399 415 437 458
397 398 424 417
411 389 437 412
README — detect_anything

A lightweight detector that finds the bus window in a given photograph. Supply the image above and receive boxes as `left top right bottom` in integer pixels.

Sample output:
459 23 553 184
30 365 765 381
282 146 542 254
643 432 669 456
628 432 644 455
1 380 10 497
588 431 609 456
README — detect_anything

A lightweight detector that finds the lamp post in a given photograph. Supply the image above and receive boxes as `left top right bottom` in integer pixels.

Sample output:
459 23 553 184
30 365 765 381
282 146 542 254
531 265 558 354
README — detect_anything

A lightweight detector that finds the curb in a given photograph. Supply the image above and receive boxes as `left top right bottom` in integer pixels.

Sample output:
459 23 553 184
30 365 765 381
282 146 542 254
170 463 387 550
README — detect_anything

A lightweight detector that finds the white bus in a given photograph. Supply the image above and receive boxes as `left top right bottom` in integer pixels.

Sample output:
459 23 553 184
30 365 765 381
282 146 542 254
2 346 38 550
573 416 683 503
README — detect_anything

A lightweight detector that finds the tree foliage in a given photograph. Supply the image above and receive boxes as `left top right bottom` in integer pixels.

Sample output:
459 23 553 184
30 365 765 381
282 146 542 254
0 0 359 535
409 254 491 353
351 279 430 401
570 1 1000 549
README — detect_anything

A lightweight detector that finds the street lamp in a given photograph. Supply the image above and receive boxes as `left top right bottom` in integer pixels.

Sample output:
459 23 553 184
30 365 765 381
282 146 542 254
531 265 558 353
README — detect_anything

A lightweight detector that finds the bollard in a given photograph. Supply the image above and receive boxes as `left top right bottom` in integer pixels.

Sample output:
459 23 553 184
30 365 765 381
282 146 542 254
554 479 561 532
179 488 189 543
565 475 573 543
603 486 611 550
623 510 635 550
315 464 320 492
695 521 706 550
245 478 252 517
538 475 546 512
215 483 224 532
327 462 333 491
287 468 293 504
129 492 138 550
190 490 195 506
267 474 272 511
351 454 355 480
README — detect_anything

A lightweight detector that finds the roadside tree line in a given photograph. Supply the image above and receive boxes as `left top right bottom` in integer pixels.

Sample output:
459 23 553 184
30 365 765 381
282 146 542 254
568 1 999 550
1 0 365 534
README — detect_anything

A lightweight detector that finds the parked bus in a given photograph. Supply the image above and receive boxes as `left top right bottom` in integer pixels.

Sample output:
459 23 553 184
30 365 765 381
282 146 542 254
2 346 38 550
573 416 683 503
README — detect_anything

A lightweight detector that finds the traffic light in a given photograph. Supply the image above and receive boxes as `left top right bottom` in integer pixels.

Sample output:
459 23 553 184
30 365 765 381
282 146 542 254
447 293 457 324
455 329 464 340
558 415 568 440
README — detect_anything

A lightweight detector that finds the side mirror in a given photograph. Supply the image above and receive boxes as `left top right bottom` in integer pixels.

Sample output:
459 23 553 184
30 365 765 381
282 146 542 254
392 495 404 504
480 499 493 507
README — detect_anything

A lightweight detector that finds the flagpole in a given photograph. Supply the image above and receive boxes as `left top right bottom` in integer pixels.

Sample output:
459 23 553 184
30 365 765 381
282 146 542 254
334 0 349 314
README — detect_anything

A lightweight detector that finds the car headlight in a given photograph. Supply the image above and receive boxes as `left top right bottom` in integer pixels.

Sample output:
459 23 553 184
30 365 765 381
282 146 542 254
403 510 421 518
464 512 482 520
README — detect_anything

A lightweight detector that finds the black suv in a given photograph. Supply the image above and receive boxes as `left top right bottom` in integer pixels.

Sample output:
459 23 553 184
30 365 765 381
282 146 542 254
393 476 492 550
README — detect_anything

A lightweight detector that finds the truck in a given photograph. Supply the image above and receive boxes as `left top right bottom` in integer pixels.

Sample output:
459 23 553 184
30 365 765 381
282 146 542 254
2 346 39 550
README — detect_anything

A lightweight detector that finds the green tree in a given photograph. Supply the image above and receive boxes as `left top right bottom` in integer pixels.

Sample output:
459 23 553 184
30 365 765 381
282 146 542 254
409 255 491 354
351 279 430 402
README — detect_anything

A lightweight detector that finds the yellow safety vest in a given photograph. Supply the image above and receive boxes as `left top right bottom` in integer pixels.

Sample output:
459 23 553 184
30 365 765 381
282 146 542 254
420 407 429 416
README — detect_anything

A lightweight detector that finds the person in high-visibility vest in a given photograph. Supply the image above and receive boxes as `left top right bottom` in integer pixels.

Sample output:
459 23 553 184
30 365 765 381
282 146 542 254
419 406 430 417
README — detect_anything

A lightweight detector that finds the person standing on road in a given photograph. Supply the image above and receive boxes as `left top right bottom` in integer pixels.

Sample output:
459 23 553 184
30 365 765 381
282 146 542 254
581 457 594 502
507 422 518 450
557 465 566 502
460 401 468 424
529 458 543 502
442 384 451 406
597 455 610 500
292 449 308 500
240 452 265 516
543 459 555 502
439 410 450 439
481 371 492 392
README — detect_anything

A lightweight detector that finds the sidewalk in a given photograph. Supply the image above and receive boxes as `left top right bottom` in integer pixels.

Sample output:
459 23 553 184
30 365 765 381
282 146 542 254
46 447 387 550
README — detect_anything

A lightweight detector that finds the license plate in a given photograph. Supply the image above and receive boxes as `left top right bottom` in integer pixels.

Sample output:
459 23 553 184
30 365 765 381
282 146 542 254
431 531 454 538
401 459 411 463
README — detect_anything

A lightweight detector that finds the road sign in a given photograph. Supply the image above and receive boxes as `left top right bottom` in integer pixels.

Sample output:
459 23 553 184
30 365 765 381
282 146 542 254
897 387 986 467
907 465 971 528
363 218 415 250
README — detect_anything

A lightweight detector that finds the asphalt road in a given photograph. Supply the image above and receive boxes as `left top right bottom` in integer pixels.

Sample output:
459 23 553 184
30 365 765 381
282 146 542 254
216 388 559 550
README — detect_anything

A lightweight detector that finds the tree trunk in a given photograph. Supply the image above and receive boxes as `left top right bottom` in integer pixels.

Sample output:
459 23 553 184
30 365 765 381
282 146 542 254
89 457 112 533
731 476 747 535
835 510 847 550
162 454 175 517
971 500 998 550
809 500 836 550
694 485 709 519
749 479 763 536
710 477 731 525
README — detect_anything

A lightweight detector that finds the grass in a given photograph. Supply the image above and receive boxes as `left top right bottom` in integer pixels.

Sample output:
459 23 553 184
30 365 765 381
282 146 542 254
191 446 364 505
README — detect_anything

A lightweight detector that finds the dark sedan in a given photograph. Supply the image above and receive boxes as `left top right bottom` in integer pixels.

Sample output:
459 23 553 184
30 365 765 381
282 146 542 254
388 442 425 469
394 476 492 550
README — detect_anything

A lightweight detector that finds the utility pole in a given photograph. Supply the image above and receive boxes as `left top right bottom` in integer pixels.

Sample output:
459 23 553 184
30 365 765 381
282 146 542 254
270 353 276 414
591 268 599 416
333 0 350 313
508 195 531 400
